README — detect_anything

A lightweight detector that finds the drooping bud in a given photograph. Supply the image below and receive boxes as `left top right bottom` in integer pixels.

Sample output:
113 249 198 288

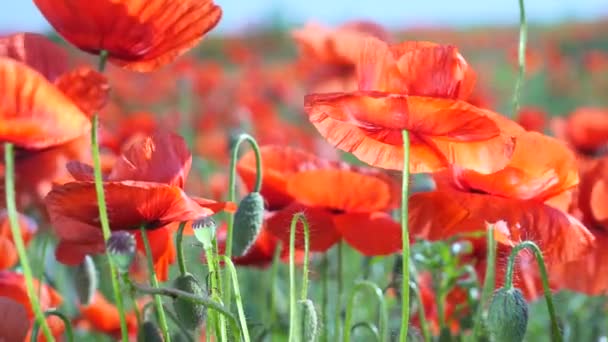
487 287 529 342
173 273 207 330
193 216 217 250
298 299 318 342
74 255 97 305
137 320 164 342
232 192 264 256
106 231 136 273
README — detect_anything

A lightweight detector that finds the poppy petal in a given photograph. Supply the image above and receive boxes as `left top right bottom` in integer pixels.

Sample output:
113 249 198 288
0 58 90 149
333 212 401 256
135 227 176 281
0 32 68 81
0 297 29 342
54 66 110 115
66 161 96 181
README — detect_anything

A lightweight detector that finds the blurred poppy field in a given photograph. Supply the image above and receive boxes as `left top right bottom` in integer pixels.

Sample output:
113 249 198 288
1 1 608 341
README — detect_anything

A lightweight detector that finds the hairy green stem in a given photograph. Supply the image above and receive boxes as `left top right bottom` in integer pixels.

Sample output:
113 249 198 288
199 228 227 341
399 130 411 341
473 224 497 339
512 0 528 115
321 254 329 342
31 309 73 342
91 50 129 342
221 257 251 342
4 144 54 341
343 281 388 342
224 134 263 306
175 221 188 276
268 243 282 328
335 241 344 340
504 241 562 342
288 212 310 342
139 226 171 342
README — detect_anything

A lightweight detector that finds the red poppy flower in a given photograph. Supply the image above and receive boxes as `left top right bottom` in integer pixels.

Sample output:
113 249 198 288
0 57 90 149
0 32 69 81
516 107 547 133
305 38 517 173
77 291 139 338
54 66 110 116
0 271 64 340
45 131 229 280
564 107 608 155
0 211 37 270
34 0 222 72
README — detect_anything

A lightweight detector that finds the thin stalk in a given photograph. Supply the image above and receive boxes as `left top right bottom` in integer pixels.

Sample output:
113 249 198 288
343 281 388 342
268 243 282 327
129 281 241 340
31 309 73 342
4 143 54 342
409 262 431 342
221 256 251 342
288 212 309 342
122 273 142 327
175 221 188 276
163 305 196 342
37 233 50 299
335 241 344 340
399 130 411 342
224 134 263 305
504 241 562 342
91 50 129 342
351 322 380 342
139 226 171 342
320 254 329 342
473 224 497 339
512 0 528 116
202 237 227 341
178 78 195 149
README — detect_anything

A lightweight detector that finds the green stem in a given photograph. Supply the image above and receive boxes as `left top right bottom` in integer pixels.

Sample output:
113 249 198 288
200 230 227 341
92 50 129 342
31 309 73 342
321 254 329 342
335 241 344 340
37 232 50 299
4 143 54 342
399 130 411 341
288 212 309 342
163 305 196 342
343 281 388 342
350 322 380 342
175 221 188 276
504 241 562 342
512 0 527 116
122 273 142 327
221 256 251 342
178 78 195 150
473 224 497 339
129 281 241 340
268 243 282 328
139 226 171 342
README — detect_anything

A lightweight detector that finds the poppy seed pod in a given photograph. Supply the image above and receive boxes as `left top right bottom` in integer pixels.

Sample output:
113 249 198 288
74 255 97 305
298 299 318 342
193 216 217 249
487 287 529 342
173 273 207 330
106 231 136 274
137 321 164 342
232 192 265 256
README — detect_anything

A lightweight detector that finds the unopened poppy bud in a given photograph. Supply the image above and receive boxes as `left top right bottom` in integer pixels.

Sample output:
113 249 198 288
173 272 207 330
193 216 217 249
487 287 528 342
232 192 264 256
74 255 97 305
137 320 164 342
106 231 136 273
298 299 318 342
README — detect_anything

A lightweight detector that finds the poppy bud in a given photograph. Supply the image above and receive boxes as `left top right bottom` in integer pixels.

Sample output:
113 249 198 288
173 273 207 330
487 287 528 342
137 320 164 342
193 216 217 249
298 299 318 342
106 231 136 273
232 192 264 256
74 255 97 305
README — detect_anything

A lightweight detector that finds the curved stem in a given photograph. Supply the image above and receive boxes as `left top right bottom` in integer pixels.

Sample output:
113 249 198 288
31 309 73 342
399 130 411 341
343 281 388 342
130 281 241 340
91 50 129 342
288 212 309 342
4 143 54 342
139 226 171 342
473 223 497 339
350 322 380 342
221 256 251 342
224 134 263 309
504 241 562 342
512 0 527 116
176 221 188 276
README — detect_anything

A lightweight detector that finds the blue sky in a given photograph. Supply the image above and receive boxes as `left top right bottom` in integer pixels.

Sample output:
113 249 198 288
2 1 607 34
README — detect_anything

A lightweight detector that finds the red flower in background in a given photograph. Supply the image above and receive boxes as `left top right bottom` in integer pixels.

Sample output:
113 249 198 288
516 107 547 133
45 131 232 280
305 38 518 173
76 292 139 338
0 32 68 81
0 211 37 270
564 107 608 155
34 0 222 72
